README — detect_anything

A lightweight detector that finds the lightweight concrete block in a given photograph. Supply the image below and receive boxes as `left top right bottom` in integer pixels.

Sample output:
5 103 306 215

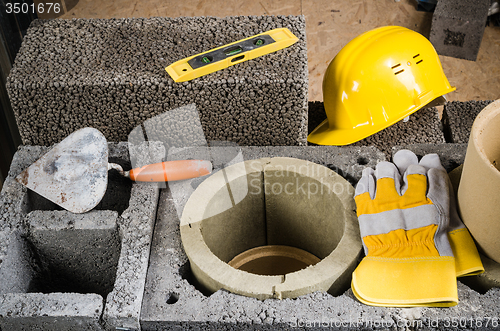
101 143 163 331
349 106 446 158
0 152 40 296
141 146 500 330
7 16 308 147
4 142 500 329
309 102 445 158
0 141 163 331
429 0 490 61
0 293 104 331
443 100 494 143
167 145 386 189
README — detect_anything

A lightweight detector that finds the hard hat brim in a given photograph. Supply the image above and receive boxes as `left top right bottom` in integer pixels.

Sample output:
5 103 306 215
307 88 456 146
308 117 385 146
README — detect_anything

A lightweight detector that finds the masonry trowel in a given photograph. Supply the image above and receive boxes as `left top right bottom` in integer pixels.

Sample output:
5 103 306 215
15 127 212 214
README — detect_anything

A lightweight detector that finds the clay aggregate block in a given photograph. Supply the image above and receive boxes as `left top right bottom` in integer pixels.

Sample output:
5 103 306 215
443 100 494 143
392 143 468 171
7 16 308 147
0 293 104 331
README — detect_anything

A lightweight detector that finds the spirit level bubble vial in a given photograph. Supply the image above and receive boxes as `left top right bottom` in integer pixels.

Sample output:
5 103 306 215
165 28 299 82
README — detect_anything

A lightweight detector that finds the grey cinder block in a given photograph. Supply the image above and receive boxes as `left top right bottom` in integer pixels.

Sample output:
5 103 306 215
26 210 121 297
0 293 104 331
0 142 162 331
141 146 500 330
7 16 308 147
429 0 490 61
392 143 468 172
351 107 445 159
2 144 500 330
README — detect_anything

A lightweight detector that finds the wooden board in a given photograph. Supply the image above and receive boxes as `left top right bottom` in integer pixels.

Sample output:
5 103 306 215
60 0 500 102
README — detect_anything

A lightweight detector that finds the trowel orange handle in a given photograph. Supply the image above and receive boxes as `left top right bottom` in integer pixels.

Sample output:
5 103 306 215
129 160 212 182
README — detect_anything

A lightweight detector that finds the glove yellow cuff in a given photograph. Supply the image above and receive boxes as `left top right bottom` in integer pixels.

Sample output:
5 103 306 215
448 228 485 277
352 256 458 307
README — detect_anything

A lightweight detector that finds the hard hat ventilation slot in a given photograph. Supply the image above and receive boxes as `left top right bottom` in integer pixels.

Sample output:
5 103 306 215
391 63 404 75
413 54 420 58
416 59 423 64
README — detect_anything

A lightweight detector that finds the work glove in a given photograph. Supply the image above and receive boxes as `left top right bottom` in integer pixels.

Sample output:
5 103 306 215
393 150 484 278
352 150 482 307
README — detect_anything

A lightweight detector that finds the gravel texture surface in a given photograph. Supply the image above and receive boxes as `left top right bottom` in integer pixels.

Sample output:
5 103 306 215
7 16 308 147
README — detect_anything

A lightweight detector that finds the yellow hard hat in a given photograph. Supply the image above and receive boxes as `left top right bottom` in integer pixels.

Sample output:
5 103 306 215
308 26 456 146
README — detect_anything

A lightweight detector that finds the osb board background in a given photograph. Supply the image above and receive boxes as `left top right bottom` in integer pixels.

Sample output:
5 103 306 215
59 0 500 103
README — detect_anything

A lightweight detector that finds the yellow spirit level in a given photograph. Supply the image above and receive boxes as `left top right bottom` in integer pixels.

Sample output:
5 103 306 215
165 28 299 82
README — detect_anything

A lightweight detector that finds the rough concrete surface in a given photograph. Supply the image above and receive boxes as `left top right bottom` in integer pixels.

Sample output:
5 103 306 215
102 142 163 331
1 143 499 330
392 143 468 172
0 230 36 295
0 142 163 331
141 146 500 330
0 293 104 331
460 254 500 297
308 102 445 158
429 0 490 61
167 145 386 189
7 16 308 146
443 100 494 143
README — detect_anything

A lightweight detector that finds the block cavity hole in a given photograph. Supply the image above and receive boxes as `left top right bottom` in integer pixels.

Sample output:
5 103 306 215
27 223 121 297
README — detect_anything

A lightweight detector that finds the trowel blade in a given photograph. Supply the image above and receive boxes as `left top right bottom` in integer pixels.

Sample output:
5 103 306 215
16 127 109 214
